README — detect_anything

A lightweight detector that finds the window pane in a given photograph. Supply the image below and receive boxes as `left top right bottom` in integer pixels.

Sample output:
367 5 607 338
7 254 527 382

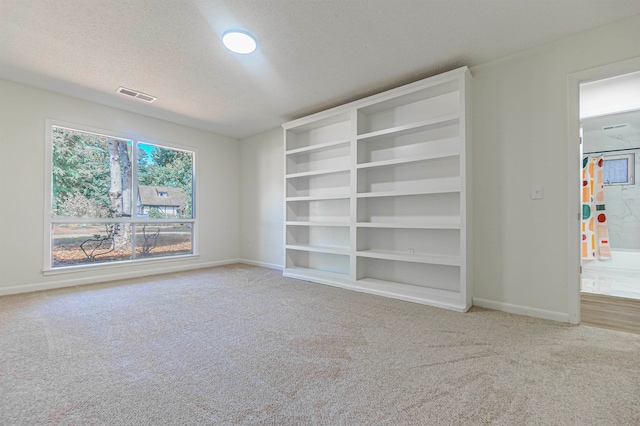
52 127 132 218
604 158 629 184
52 223 132 267
135 223 193 259
137 143 194 219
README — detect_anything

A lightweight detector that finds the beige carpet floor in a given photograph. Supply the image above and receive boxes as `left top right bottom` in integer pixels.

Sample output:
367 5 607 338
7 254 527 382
1 264 639 425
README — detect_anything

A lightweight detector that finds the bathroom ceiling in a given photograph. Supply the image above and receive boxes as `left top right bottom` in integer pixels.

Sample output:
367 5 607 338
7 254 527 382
582 71 640 148
583 110 640 148
1 0 640 139
581 72 640 119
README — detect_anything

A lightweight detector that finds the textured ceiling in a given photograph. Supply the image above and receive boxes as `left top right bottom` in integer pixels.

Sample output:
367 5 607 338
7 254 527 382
1 0 640 139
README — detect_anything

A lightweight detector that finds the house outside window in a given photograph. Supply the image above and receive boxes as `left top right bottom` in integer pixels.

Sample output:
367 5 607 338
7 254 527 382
137 186 187 218
45 121 197 271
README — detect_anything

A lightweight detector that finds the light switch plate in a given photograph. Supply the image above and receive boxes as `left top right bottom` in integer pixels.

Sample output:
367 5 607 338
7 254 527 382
531 184 544 200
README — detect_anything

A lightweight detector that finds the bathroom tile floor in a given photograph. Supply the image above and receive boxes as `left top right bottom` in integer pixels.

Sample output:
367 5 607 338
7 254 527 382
581 267 640 300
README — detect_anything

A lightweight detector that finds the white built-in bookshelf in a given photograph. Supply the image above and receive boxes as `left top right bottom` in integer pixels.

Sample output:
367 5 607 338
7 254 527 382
282 67 472 311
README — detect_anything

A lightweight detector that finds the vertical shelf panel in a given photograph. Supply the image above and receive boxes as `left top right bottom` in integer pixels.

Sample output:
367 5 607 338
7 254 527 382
284 111 354 287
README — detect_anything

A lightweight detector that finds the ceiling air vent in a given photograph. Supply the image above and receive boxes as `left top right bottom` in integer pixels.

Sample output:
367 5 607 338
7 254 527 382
602 123 628 131
116 87 157 103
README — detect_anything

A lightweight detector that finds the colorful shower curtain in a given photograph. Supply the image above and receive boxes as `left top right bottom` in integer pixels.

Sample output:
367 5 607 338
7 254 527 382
582 156 611 259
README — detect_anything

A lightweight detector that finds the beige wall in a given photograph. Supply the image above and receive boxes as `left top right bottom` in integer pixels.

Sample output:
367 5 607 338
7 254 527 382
237 16 640 320
471 15 640 318
0 79 241 293
239 127 284 269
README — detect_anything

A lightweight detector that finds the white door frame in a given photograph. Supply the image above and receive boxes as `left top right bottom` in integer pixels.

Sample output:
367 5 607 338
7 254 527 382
566 56 640 324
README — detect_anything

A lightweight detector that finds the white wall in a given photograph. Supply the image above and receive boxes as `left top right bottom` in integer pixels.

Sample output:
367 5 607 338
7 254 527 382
471 16 640 319
239 128 284 269
238 15 640 321
0 79 241 294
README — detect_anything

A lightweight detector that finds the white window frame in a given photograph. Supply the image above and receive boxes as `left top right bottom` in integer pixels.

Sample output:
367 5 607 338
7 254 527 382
43 119 199 274
603 153 635 185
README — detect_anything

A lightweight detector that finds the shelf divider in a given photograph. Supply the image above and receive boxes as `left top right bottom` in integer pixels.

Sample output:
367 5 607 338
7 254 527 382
286 138 350 155
286 244 350 256
286 166 350 179
286 194 351 202
356 218 461 229
356 249 460 266
357 115 459 141
286 221 350 227
356 178 461 198
283 267 351 287
357 149 460 170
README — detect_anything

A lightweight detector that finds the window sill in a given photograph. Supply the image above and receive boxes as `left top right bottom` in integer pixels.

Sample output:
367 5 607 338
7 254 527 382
42 254 200 276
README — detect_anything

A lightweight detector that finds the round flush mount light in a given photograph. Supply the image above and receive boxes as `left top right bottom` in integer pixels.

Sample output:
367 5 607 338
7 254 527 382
222 30 257 54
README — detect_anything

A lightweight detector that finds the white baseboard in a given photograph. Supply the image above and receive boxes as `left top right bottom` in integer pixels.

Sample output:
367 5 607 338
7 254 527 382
239 259 284 271
0 259 240 297
473 297 570 323
3 263 570 324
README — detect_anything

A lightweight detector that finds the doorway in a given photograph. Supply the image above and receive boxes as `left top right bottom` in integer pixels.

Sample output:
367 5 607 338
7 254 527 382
578 70 640 333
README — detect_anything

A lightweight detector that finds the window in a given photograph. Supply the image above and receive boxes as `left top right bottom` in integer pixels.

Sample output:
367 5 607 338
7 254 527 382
45 122 196 271
603 154 635 185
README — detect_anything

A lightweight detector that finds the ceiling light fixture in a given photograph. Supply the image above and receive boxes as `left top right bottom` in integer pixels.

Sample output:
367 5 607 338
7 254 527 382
222 30 257 54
